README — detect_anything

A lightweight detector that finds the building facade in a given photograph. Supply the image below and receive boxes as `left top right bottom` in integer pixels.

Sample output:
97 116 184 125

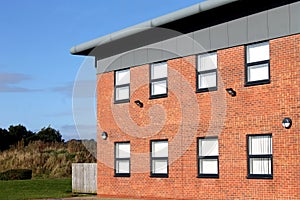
71 0 300 199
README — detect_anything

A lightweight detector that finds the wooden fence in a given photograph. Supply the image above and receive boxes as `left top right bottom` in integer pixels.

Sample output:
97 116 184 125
72 163 97 194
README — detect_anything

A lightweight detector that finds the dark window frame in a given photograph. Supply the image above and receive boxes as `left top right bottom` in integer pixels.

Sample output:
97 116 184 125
114 141 131 177
150 139 169 178
247 134 273 179
149 62 168 99
114 68 130 104
197 136 219 178
245 41 270 87
196 52 218 93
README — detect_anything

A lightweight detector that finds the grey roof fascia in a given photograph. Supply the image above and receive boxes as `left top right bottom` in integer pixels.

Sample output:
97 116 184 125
70 0 239 55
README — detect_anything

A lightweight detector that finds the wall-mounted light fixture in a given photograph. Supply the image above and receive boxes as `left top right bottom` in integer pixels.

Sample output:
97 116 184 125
282 118 292 129
101 132 108 140
134 100 143 108
226 88 236 97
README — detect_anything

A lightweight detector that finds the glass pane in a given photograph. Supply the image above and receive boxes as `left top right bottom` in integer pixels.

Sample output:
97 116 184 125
116 69 130 85
198 52 217 71
247 63 269 82
151 80 167 96
247 42 269 63
199 138 218 156
152 160 168 174
151 62 167 79
198 72 217 89
250 158 271 175
116 86 129 101
199 159 218 174
116 160 130 174
152 141 168 157
116 143 130 158
249 135 272 155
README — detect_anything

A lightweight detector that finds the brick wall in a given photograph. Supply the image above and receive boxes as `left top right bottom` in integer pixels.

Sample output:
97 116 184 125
96 34 300 199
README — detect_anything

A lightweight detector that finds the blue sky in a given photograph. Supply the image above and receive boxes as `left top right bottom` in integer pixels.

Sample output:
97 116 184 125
0 0 204 141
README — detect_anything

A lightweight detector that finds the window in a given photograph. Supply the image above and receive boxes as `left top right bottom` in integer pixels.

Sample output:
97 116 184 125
115 69 130 103
150 140 168 178
115 142 130 177
150 62 168 99
197 52 217 92
246 42 270 86
198 137 219 178
247 134 272 179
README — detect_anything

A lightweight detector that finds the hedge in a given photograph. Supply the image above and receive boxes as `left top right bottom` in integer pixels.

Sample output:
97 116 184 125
0 169 32 180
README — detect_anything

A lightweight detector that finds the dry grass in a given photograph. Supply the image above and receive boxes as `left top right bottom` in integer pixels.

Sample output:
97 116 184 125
0 140 96 178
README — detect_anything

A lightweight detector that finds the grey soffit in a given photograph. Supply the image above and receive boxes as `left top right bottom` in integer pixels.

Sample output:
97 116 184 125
96 1 300 74
290 1 300 34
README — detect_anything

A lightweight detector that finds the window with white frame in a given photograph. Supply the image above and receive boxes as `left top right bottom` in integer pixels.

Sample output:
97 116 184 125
150 62 168 98
150 140 168 178
115 142 130 177
198 137 219 178
247 134 272 179
197 52 218 92
115 69 130 103
246 42 270 86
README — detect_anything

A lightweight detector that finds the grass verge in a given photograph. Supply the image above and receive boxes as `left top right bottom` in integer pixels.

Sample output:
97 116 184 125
0 178 78 200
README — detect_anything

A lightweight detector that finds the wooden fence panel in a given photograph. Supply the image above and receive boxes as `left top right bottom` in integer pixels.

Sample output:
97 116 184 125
72 163 97 194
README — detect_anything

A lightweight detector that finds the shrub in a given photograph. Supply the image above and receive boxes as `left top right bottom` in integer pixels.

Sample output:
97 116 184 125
0 169 32 180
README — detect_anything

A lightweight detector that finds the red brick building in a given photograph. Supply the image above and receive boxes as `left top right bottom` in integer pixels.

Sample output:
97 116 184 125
71 0 300 199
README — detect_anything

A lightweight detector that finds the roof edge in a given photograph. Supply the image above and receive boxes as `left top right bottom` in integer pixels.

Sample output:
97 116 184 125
70 0 239 55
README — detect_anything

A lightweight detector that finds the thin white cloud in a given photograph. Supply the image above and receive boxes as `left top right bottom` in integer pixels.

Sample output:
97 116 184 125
0 72 37 93
51 80 96 98
51 82 73 97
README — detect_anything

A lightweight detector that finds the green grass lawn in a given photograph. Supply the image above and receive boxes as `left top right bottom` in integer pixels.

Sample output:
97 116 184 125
0 178 77 200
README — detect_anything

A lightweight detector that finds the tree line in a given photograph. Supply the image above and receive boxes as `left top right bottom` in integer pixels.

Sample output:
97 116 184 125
0 124 64 151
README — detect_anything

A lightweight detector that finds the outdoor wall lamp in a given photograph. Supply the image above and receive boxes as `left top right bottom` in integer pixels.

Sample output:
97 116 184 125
134 100 143 108
101 132 108 140
282 118 292 129
226 88 236 97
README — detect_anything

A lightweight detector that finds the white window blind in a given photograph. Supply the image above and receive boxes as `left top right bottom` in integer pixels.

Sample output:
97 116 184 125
115 143 130 175
152 160 168 174
116 143 130 158
115 69 130 102
246 42 270 85
248 135 272 176
151 80 167 96
151 62 167 79
116 87 129 101
116 160 130 174
152 141 168 158
116 69 130 85
150 62 168 97
197 52 217 90
247 64 269 82
247 42 270 63
198 137 219 176
151 140 168 176
198 72 217 89
198 52 217 71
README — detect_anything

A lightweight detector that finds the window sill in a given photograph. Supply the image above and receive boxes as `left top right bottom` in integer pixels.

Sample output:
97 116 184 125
114 174 130 177
247 175 273 179
196 87 217 93
150 174 168 178
245 80 270 87
114 99 130 104
197 174 219 178
149 94 168 100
